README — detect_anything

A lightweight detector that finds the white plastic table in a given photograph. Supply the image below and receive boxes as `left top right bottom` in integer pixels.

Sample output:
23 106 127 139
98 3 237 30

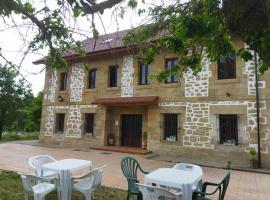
144 168 202 200
42 159 92 200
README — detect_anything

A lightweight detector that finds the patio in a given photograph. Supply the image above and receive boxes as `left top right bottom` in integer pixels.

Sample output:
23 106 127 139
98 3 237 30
0 142 269 200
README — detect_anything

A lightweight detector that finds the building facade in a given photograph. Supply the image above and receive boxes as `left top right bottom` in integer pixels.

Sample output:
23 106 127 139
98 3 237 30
36 30 270 168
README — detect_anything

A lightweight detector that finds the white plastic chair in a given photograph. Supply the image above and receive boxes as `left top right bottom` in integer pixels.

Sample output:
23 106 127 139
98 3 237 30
91 165 107 200
71 168 98 200
28 155 57 177
173 163 203 190
137 183 182 200
18 172 60 200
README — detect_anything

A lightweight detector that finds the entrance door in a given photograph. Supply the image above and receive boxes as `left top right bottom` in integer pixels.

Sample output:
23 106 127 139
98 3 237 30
121 114 142 147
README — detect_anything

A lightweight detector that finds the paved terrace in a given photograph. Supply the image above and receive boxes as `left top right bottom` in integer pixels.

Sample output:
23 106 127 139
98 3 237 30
0 142 269 200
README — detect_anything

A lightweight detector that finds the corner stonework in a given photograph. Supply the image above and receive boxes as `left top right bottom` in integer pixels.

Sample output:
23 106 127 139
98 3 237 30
121 55 134 97
46 70 57 102
70 63 85 102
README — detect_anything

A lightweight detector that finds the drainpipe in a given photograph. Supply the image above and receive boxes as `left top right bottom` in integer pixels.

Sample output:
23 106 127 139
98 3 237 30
254 51 261 168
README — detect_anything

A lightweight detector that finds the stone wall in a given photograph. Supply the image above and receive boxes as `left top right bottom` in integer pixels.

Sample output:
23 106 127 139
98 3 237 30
70 63 85 102
184 56 212 97
44 105 97 138
46 70 57 102
121 55 134 97
159 100 269 153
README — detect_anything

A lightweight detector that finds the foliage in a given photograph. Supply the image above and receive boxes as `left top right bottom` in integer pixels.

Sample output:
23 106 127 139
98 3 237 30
0 64 32 139
24 92 44 131
0 132 38 143
124 0 270 78
143 132 147 140
1 0 270 76
0 170 136 200
249 147 257 160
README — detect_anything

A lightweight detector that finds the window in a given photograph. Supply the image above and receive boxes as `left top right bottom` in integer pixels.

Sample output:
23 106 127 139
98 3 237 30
165 59 178 84
109 65 118 87
139 63 150 85
59 72 67 91
163 114 178 141
84 113 94 136
218 54 236 79
55 113 65 133
88 69 97 89
219 114 238 145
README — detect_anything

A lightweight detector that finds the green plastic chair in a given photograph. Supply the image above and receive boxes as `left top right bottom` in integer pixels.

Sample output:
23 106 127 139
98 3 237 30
121 156 149 200
192 171 230 200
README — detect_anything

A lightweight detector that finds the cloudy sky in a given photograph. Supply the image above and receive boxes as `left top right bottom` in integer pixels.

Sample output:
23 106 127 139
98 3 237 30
0 0 168 95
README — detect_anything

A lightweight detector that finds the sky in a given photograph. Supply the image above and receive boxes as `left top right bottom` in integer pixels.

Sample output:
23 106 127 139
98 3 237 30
0 0 169 95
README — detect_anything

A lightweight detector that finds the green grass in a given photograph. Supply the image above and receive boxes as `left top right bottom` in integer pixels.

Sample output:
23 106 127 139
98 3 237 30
0 170 136 200
0 132 39 142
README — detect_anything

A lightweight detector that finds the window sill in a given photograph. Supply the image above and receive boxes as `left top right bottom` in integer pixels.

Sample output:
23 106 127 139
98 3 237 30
106 87 120 91
58 90 68 94
160 140 179 145
135 84 152 90
214 78 240 84
84 88 98 93
160 82 180 88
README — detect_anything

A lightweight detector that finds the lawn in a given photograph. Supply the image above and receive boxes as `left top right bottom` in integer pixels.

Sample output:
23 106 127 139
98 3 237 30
0 170 136 200
0 132 39 143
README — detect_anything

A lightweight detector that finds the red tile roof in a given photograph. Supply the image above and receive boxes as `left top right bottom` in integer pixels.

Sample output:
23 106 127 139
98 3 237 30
92 96 159 105
33 29 131 64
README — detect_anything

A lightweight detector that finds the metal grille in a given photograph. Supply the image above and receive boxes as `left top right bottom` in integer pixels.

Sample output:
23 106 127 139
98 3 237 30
163 114 178 141
85 113 94 135
55 113 65 133
218 54 236 79
219 114 238 145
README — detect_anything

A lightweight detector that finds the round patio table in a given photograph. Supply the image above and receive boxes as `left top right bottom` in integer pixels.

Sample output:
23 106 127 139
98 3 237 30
42 158 92 200
144 168 202 200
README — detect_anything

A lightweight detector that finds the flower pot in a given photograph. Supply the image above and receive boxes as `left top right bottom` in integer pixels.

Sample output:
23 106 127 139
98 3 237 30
108 138 115 146
250 159 258 169
142 140 147 149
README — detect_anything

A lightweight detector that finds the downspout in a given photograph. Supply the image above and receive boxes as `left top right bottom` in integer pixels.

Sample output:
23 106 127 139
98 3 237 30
254 51 261 168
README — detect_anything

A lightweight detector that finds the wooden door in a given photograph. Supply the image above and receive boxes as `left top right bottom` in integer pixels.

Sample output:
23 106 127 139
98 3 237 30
121 115 142 147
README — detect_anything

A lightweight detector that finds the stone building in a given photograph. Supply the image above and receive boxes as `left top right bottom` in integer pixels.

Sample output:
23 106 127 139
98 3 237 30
34 29 270 168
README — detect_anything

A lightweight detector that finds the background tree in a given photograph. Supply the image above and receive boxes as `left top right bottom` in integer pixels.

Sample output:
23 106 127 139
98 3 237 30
0 64 32 139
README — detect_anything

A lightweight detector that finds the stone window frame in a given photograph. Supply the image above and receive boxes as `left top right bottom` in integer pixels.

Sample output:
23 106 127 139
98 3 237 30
57 69 69 93
88 68 97 89
108 65 119 87
81 108 97 137
164 58 179 84
138 62 150 85
210 105 248 148
159 109 184 143
217 53 236 80
53 109 68 135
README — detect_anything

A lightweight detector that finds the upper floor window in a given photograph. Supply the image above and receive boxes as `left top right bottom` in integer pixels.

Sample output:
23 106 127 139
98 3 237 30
219 114 238 145
218 54 236 79
55 113 65 133
84 113 94 136
163 113 178 141
59 72 67 91
165 58 178 84
139 63 150 85
109 65 118 87
88 69 97 89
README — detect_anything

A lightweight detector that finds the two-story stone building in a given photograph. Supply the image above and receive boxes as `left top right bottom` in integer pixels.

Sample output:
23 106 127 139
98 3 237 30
34 29 270 168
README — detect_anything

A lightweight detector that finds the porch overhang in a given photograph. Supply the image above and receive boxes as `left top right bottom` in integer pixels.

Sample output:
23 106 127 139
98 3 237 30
92 96 159 105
